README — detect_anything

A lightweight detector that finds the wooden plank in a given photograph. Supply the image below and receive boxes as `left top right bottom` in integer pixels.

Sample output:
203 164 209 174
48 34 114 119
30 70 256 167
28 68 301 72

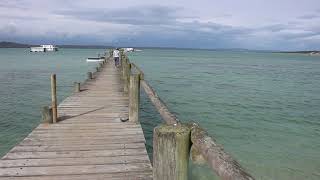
11 143 146 152
0 60 152 179
32 128 141 133
3 149 148 160
0 172 152 180
0 155 150 167
0 163 152 176
18 138 146 146
22 135 146 142
27 131 144 138
36 123 141 128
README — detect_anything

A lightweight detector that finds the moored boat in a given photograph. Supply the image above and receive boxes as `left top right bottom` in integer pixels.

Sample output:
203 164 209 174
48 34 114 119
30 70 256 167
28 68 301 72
86 57 105 62
30 45 58 52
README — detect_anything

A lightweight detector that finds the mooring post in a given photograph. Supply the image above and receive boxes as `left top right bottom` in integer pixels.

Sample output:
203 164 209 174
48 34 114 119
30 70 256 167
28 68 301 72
129 73 140 122
122 58 129 93
87 72 93 80
74 82 80 93
126 59 131 84
119 54 122 68
51 74 58 123
41 106 53 123
122 56 127 79
153 124 191 180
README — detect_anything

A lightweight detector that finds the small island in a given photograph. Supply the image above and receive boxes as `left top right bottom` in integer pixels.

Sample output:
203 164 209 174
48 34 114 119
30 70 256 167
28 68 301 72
0 41 113 49
0 41 31 48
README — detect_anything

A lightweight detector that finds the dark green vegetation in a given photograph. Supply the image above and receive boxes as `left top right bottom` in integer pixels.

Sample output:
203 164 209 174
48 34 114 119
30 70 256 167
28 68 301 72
0 41 31 48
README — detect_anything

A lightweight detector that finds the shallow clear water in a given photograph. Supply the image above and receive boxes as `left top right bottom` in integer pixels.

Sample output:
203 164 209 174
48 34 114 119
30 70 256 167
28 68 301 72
0 48 101 155
0 48 319 179
129 49 320 180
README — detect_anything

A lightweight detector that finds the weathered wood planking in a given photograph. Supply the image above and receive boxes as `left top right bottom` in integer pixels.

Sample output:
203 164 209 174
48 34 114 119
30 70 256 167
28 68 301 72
0 60 152 179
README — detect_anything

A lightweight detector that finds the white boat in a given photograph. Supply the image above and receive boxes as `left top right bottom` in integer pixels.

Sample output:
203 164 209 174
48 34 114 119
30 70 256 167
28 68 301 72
86 57 104 62
30 45 58 52
123 48 142 52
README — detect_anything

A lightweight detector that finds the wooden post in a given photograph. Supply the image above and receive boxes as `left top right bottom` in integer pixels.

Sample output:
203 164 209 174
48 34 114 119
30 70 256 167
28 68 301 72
41 106 53 123
129 74 140 122
122 58 129 93
74 82 80 93
126 59 131 83
87 72 92 80
122 57 127 80
153 124 191 180
51 74 57 123
124 63 131 93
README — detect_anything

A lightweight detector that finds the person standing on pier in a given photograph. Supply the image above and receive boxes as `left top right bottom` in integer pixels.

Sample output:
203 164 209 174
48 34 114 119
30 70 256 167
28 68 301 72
113 48 120 67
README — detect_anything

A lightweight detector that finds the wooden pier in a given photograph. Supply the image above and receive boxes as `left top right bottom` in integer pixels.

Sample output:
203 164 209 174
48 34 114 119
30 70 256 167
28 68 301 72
0 51 254 180
0 59 152 179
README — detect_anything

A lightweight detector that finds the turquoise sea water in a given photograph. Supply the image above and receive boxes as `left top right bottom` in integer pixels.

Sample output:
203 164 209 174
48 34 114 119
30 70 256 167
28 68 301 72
0 48 319 179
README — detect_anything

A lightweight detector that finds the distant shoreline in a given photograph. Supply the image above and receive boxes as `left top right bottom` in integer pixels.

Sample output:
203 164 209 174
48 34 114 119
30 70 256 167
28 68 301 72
274 51 320 56
0 41 319 53
0 42 113 49
0 41 252 51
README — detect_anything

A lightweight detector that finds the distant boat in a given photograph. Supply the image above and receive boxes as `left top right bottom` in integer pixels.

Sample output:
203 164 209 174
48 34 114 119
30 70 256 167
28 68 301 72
86 57 104 62
30 45 58 52
123 48 142 52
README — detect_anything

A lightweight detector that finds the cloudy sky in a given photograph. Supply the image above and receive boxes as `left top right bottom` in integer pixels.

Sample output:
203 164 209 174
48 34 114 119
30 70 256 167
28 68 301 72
0 0 319 50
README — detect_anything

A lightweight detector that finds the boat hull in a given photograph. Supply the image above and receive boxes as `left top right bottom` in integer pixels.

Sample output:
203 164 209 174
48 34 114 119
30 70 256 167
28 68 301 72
86 58 104 62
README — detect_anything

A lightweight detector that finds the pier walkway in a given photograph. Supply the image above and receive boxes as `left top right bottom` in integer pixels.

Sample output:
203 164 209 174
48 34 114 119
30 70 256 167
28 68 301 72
0 52 254 180
0 60 152 179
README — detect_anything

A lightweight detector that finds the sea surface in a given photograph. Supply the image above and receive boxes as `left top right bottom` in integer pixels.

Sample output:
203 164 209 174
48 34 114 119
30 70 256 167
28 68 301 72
0 48 319 180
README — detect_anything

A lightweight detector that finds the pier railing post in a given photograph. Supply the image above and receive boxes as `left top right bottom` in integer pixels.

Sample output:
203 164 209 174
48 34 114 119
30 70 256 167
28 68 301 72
87 72 93 80
122 57 127 79
41 106 53 123
153 124 191 180
125 62 131 93
51 74 58 123
74 82 80 93
122 57 130 94
129 73 140 122
126 58 131 82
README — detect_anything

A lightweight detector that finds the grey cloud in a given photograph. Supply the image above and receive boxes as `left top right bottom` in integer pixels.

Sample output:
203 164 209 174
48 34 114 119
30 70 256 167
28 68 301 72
55 5 193 25
1 2 319 50
111 20 254 49
0 0 28 10
0 23 18 34
0 14 44 21
298 14 320 19
259 24 290 32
